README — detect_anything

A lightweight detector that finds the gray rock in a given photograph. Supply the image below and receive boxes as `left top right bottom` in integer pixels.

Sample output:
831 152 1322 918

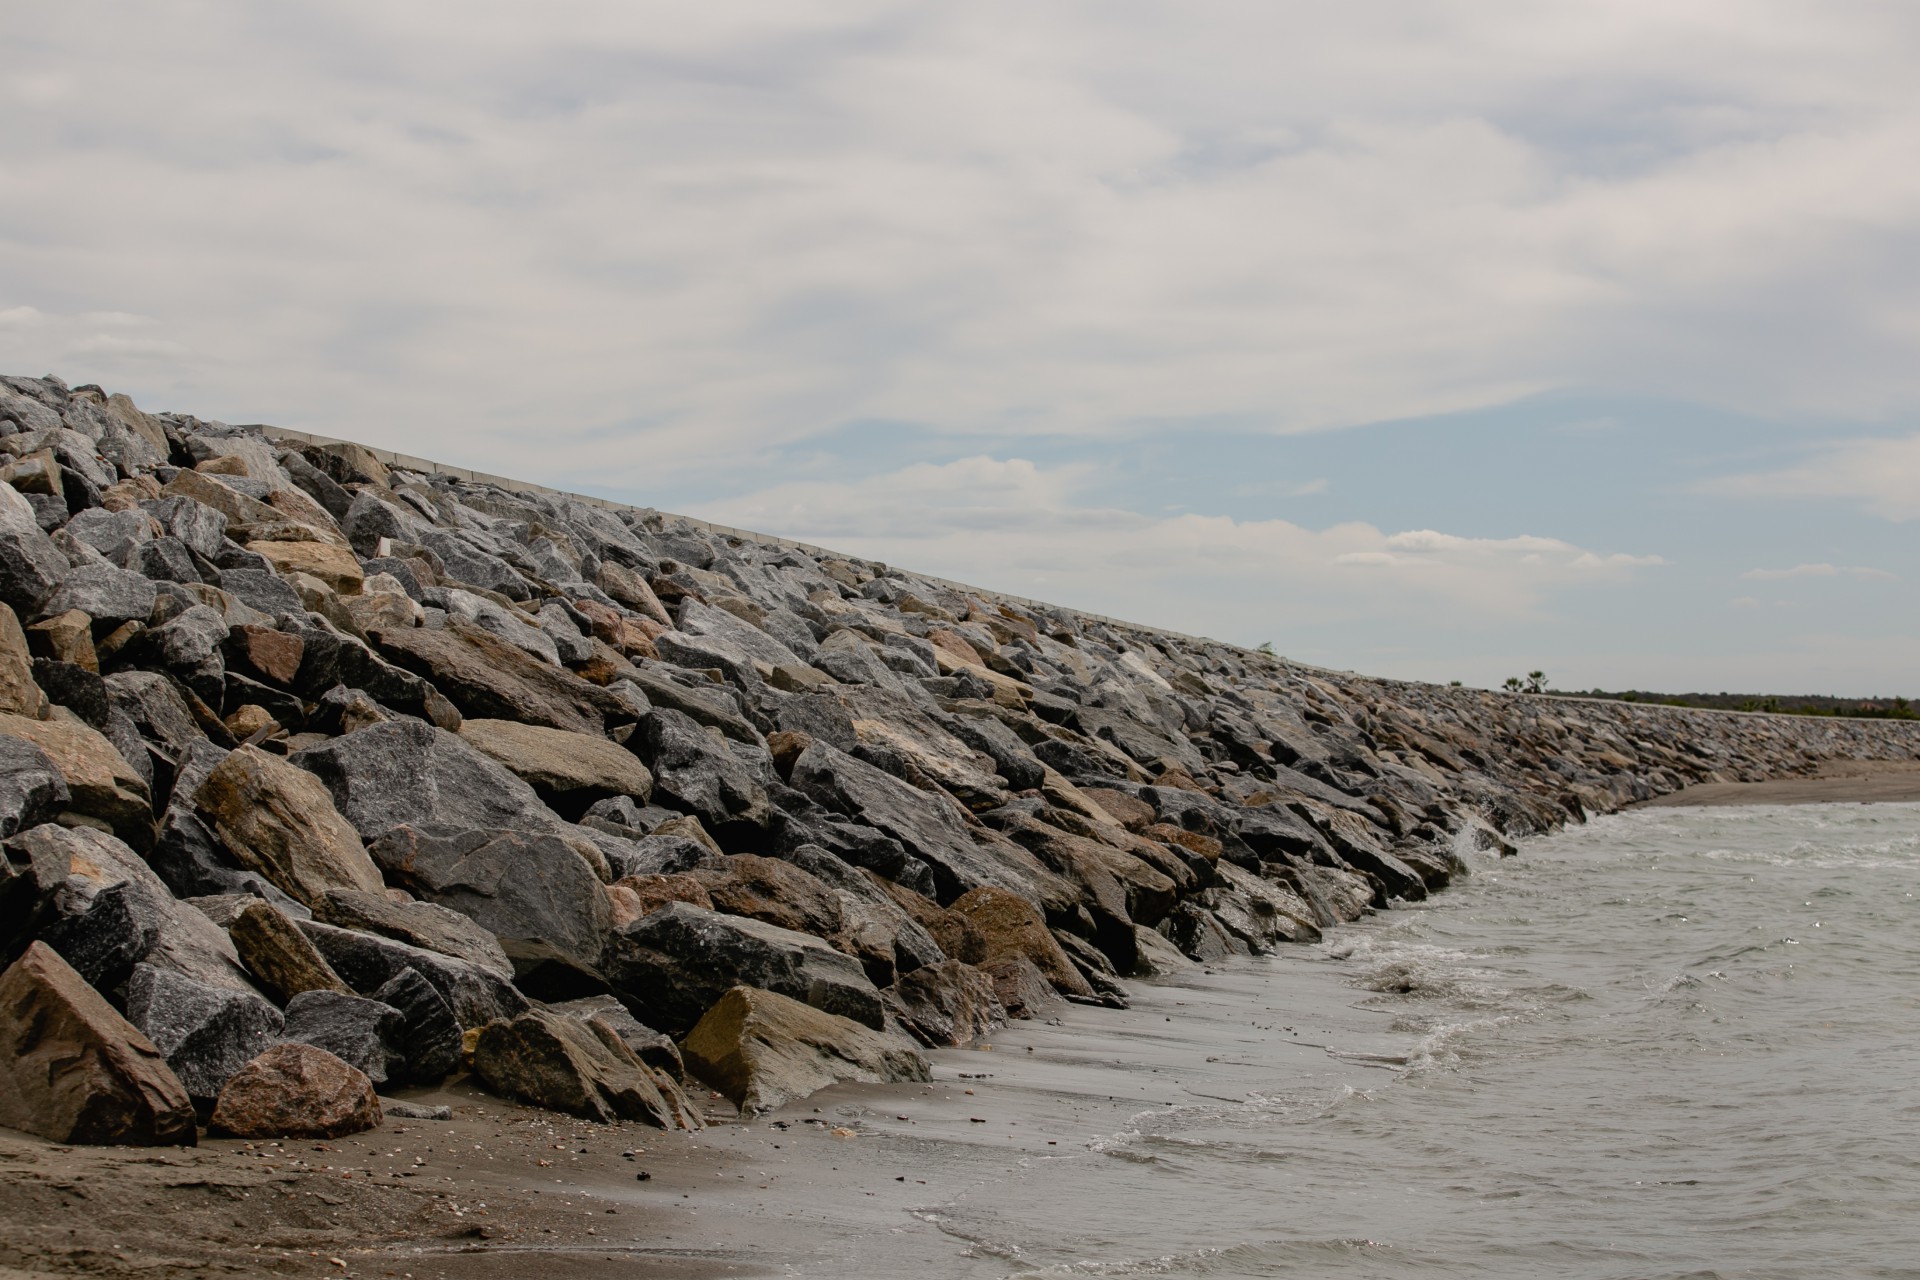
606 900 884 1037
215 566 303 618
371 966 462 1084
144 495 229 560
381 1100 450 1121
281 989 406 1087
125 962 284 1103
314 888 513 978
445 589 560 665
367 824 612 991
0 483 78 616
38 561 156 627
0 733 70 840
633 707 772 846
546 994 684 1077
297 918 529 1032
65 508 152 557
291 719 567 843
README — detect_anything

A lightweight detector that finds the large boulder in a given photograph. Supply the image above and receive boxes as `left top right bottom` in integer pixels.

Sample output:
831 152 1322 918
21 823 257 994
371 618 624 736
280 990 406 1087
314 888 514 978
290 719 567 843
0 485 70 617
366 825 612 991
949 885 1093 999
472 1007 697 1128
370 967 463 1084
0 712 152 850
632 707 772 845
208 1042 381 1139
456 718 653 820
297 918 528 1031
681 985 929 1116
0 942 196 1145
606 901 884 1037
194 746 384 907
0 602 48 718
124 963 284 1105
37 562 156 628
225 899 350 1004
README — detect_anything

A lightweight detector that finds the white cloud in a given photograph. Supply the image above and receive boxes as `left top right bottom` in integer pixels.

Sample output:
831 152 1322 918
1740 562 1897 580
2 3 1920 469
1707 435 1920 521
698 454 1664 637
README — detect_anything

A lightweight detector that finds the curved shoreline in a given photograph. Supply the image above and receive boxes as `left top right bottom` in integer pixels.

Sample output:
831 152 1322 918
1633 759 1920 808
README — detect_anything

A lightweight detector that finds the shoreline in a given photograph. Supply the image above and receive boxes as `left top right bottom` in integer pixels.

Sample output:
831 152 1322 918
10 769 1919 1278
1632 758 1920 808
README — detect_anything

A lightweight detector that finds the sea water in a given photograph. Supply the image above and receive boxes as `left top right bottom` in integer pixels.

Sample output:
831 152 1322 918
742 802 1920 1279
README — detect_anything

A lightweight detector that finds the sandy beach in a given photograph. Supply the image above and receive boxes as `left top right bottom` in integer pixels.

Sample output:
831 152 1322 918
1634 757 1920 808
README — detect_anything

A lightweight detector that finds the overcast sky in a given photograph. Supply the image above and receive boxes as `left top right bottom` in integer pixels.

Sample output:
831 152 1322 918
4 2 1917 694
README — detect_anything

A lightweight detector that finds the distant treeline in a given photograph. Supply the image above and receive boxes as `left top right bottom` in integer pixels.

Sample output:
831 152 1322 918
1559 691 1917 720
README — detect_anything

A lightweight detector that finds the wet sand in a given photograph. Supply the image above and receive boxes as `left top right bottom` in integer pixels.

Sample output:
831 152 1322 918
0 956 1405 1280
1635 757 1920 808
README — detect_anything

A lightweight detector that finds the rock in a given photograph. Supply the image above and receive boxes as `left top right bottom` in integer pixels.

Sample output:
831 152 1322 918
381 1100 449 1121
297 919 528 1032
280 989 407 1087
366 825 612 991
892 959 1006 1047
0 942 197 1145
472 1007 695 1128
693 854 847 951
456 718 653 820
607 901 885 1037
949 885 1093 998
372 618 621 737
208 1042 381 1139
26 609 96 675
227 899 350 1003
290 719 569 844
19 823 257 994
681 985 930 1116
370 967 463 1084
0 486 73 617
314 888 514 978
0 603 47 716
226 624 304 685
0 733 70 841
632 707 772 845
546 995 684 1077
248 541 363 595
123 963 284 1104
0 822 69 960
194 745 384 907
38 561 156 628
978 953 1061 1019
0 711 152 849
444 589 558 664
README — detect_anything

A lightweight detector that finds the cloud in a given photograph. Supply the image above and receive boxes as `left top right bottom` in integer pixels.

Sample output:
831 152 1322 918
698 453 1664 638
1740 562 1896 581
3 3 1920 469
1706 435 1920 521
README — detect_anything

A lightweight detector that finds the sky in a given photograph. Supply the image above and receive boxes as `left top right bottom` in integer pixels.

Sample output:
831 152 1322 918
3 2 1916 694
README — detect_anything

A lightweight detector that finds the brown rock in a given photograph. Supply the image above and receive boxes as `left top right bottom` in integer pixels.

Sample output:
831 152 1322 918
194 746 384 907
594 562 672 626
248 541 364 595
223 704 277 741
26 609 97 676
613 873 714 917
0 942 196 1146
1079 786 1156 833
1145 823 1223 865
681 985 930 1116
693 855 845 943
162 468 284 527
949 885 1093 998
979 953 1062 1019
227 900 350 1004
0 449 61 497
0 602 50 716
765 729 812 779
456 718 653 819
195 454 251 477
227 624 303 685
472 1008 696 1128
303 441 391 489
99 475 163 511
0 711 152 850
874 875 987 964
208 1042 381 1139
314 888 514 978
893 959 1005 1047
372 618 623 738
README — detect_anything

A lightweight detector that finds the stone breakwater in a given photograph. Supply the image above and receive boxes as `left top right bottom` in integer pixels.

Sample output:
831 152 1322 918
0 371 1914 1149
